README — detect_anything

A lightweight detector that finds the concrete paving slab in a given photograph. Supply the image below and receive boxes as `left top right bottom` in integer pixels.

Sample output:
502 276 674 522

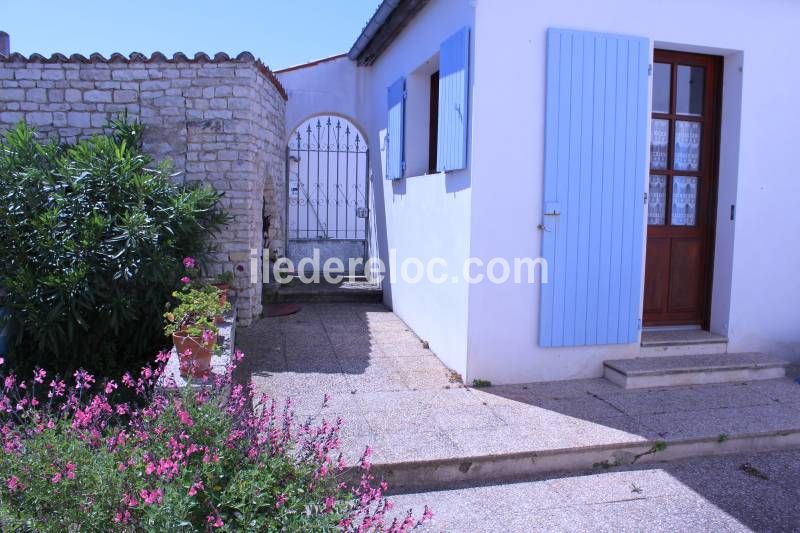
238 303 800 491
388 450 800 532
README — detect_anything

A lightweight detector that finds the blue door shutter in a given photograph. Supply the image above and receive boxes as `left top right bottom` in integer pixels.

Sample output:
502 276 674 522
539 28 649 347
437 26 470 172
386 77 406 179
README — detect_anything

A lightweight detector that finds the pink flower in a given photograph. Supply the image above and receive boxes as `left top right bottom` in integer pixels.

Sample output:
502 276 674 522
360 446 373 471
202 329 215 345
207 514 224 528
275 493 287 509
180 276 191 284
188 480 204 496
323 496 335 513
6 475 20 492
51 472 62 484
183 257 196 269
0 357 4 365
65 462 76 480
139 488 163 505
33 368 46 384
104 380 117 395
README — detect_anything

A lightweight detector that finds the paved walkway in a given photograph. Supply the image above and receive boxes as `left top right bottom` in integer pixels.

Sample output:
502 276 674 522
237 303 800 486
387 449 800 532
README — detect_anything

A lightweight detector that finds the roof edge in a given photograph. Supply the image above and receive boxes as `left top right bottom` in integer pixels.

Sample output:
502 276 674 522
0 50 287 100
274 53 349 74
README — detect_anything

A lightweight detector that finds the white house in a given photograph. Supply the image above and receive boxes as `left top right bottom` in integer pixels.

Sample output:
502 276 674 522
276 0 800 384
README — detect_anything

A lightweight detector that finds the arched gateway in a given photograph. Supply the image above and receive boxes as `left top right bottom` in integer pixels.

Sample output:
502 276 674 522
285 115 370 273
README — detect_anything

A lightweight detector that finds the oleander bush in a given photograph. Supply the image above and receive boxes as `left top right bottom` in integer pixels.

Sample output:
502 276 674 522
0 352 431 531
0 118 226 376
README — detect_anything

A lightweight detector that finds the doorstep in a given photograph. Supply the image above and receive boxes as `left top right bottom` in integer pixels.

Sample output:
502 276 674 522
604 352 789 389
640 329 728 356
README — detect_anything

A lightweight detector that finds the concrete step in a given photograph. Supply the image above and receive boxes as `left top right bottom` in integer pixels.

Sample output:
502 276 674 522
640 329 728 356
370 428 800 492
262 277 382 306
604 352 788 389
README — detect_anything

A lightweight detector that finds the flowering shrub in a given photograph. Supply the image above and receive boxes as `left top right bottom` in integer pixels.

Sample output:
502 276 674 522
0 118 226 376
0 354 430 531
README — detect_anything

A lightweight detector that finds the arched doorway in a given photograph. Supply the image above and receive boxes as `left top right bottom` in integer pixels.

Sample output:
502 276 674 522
286 115 369 273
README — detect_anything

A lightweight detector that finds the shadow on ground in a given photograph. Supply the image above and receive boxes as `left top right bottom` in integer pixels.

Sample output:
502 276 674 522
236 303 800 530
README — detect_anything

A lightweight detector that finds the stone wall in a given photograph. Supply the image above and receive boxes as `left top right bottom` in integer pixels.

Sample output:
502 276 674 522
0 51 287 325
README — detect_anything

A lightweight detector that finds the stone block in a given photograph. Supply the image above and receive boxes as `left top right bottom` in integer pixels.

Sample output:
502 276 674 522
25 88 47 102
52 111 67 127
140 80 170 91
64 89 81 102
0 88 24 101
0 111 24 123
91 113 108 127
25 111 53 126
113 90 137 103
112 69 148 81
210 98 227 109
84 90 112 103
67 111 91 128
15 69 42 80
41 69 65 81
79 69 111 81
154 95 185 107
47 89 65 102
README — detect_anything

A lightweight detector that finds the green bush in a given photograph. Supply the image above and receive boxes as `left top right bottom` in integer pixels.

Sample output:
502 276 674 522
0 118 226 376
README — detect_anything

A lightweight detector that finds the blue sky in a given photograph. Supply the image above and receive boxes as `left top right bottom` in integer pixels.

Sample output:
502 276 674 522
1 0 381 70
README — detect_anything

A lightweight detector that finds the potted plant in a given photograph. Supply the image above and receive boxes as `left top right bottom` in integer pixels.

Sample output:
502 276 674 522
164 286 230 378
211 271 235 307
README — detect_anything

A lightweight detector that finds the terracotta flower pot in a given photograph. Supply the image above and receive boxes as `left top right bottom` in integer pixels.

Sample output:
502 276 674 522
211 283 230 307
172 330 216 378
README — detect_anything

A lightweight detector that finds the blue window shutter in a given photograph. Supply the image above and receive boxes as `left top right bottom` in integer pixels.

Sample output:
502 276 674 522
386 77 406 179
437 26 470 172
539 28 649 347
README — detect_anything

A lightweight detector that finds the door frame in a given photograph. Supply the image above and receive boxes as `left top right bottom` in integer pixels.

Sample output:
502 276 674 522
644 49 724 330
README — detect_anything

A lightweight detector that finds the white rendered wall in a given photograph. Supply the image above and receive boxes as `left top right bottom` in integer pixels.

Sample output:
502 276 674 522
277 57 369 138
467 0 800 384
364 0 476 376
276 0 476 377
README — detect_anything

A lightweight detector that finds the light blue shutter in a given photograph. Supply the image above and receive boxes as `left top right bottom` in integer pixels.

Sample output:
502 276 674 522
386 77 406 179
437 26 470 172
539 28 649 347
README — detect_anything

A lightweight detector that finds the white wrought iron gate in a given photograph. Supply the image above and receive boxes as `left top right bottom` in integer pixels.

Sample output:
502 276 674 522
286 116 369 273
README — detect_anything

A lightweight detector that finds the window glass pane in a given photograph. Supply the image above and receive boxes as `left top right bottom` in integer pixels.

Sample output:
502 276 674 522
676 65 704 116
673 121 701 171
648 175 667 225
671 176 698 226
652 63 671 113
650 119 669 169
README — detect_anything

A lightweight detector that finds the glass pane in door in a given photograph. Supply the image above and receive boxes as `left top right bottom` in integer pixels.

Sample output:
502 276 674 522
650 119 669 169
673 121 701 171
652 63 671 113
676 65 704 116
671 176 698 226
648 175 667 225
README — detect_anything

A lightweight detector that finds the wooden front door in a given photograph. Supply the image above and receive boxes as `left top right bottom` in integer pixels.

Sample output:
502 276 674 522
643 50 722 327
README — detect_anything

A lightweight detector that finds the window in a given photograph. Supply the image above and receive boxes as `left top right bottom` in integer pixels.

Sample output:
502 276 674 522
428 71 439 174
